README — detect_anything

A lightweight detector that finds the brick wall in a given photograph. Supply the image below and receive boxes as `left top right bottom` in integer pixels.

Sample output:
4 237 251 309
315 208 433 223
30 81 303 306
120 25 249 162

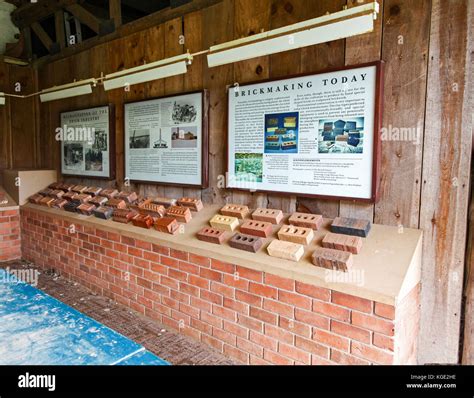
0 208 21 262
20 207 420 365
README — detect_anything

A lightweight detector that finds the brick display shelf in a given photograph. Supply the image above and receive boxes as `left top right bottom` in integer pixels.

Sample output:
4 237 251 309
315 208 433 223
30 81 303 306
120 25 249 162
20 205 422 365
0 186 21 262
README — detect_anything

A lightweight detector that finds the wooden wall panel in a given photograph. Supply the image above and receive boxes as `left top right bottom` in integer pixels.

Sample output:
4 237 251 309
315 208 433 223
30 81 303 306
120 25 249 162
419 0 473 364
0 63 12 171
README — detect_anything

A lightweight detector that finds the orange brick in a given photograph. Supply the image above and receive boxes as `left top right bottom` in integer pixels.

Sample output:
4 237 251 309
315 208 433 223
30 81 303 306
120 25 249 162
192 318 212 335
312 300 350 322
330 320 371 343
213 327 237 346
223 273 249 290
212 304 237 322
224 344 249 364
210 281 234 298
278 290 312 310
235 290 262 307
223 297 248 314
200 290 222 305
295 281 330 301
295 308 329 329
201 311 223 328
189 253 210 267
211 259 235 274
331 291 373 313
178 261 199 275
312 328 350 351
202 334 224 352
374 302 395 320
238 314 263 333
223 320 249 339
352 312 395 336
278 343 311 364
264 273 295 291
199 267 222 282
351 341 393 365
279 317 311 338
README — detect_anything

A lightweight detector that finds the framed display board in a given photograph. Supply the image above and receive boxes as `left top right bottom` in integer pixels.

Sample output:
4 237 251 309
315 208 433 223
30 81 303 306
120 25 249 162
60 105 115 179
227 61 383 202
124 90 209 188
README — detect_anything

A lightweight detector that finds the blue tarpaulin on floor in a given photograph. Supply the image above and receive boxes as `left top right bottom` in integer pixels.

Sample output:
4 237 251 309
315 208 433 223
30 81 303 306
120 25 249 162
0 268 169 365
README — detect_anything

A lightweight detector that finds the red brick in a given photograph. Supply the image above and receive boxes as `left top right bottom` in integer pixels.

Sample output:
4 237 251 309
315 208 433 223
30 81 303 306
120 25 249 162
264 324 294 344
312 300 350 322
200 289 222 305
223 273 249 290
210 259 235 274
223 297 248 314
190 296 212 312
212 305 237 322
263 349 293 365
373 333 394 351
201 311 223 328
331 291 373 313
295 308 329 329
330 320 371 343
189 253 210 267
249 306 277 324
264 273 294 291
182 326 201 341
191 318 212 335
179 302 200 318
223 344 248 364
235 290 262 307
200 267 222 282
178 261 199 275
223 320 249 339
213 327 237 346
188 274 209 289
351 341 393 365
295 336 329 358
295 281 330 301
170 249 188 261
237 337 263 357
249 282 277 299
143 251 161 263
330 349 370 365
279 317 311 338
352 312 395 336
263 299 294 318
312 328 350 351
235 266 263 282
211 282 234 298
168 268 187 282
202 334 224 352
374 302 395 320
161 256 179 268
249 331 278 351
237 314 263 333
278 343 311 364
278 290 312 309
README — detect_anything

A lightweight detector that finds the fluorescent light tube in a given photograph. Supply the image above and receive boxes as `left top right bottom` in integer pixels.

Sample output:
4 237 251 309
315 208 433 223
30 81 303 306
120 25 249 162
208 1 379 67
103 53 193 91
0 93 5 105
40 79 96 103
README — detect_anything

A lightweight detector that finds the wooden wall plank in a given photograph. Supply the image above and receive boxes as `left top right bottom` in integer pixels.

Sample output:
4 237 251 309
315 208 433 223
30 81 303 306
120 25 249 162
201 0 234 206
374 0 430 228
339 0 384 221
0 63 12 171
419 0 473 364
297 0 346 218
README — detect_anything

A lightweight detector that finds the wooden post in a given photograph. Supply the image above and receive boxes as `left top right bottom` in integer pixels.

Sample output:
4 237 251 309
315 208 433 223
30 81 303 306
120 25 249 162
54 10 66 50
109 0 122 28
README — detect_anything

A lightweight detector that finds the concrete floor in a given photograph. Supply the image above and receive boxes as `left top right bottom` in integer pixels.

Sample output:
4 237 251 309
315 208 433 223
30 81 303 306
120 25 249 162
1 261 236 366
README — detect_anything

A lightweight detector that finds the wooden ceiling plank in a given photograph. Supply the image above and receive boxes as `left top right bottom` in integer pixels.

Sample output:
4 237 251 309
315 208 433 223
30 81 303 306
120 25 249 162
54 10 66 49
64 3 101 34
31 21 54 53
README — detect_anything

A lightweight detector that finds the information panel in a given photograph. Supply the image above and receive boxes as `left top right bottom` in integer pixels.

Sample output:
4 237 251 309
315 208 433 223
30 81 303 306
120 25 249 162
124 91 208 188
227 62 383 202
60 105 114 179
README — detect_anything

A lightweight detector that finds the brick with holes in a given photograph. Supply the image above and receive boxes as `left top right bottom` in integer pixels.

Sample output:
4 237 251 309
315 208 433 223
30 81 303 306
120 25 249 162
29 194 44 204
167 206 192 223
64 200 81 213
77 203 95 216
331 217 371 238
84 187 103 196
312 247 353 272
118 191 138 204
277 225 314 245
72 193 92 204
322 232 363 254
209 215 239 232
240 220 273 238
101 189 119 199
52 198 68 209
106 198 127 209
177 197 204 212
288 212 323 230
132 214 154 229
49 190 65 199
89 196 109 207
220 204 250 219
252 208 283 224
93 206 114 220
229 233 263 253
39 196 55 207
197 227 227 244
152 196 177 208
72 185 88 194
112 208 136 224
267 239 304 262
138 203 166 218
62 191 76 201
155 217 180 235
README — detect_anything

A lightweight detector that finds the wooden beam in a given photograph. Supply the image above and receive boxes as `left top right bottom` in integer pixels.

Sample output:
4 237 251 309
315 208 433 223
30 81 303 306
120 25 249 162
11 0 84 29
54 10 66 50
65 3 101 34
21 27 33 59
109 0 122 28
32 0 222 67
31 22 54 53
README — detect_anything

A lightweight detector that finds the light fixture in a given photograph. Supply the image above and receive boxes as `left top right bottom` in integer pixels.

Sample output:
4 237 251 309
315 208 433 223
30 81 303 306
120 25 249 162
0 92 5 105
103 52 193 91
207 1 379 68
39 78 97 103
